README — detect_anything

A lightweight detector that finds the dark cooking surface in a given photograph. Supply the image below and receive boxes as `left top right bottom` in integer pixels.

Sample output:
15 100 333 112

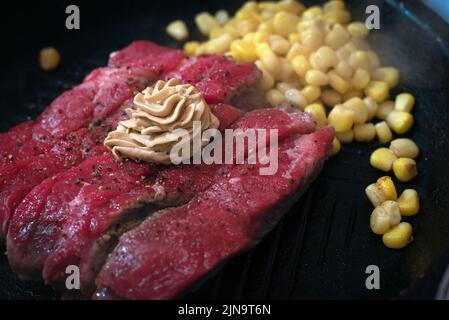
1 0 449 299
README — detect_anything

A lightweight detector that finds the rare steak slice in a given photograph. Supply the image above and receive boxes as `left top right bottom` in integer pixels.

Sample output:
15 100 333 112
94 126 334 300
166 55 265 110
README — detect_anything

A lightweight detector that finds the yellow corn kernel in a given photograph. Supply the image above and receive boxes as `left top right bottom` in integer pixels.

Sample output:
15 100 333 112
328 71 350 94
375 121 393 144
311 46 338 70
323 0 345 12
372 67 400 88
395 93 415 113
237 18 260 37
288 33 301 44
276 82 295 94
370 148 398 172
348 50 371 70
392 158 418 182
324 9 351 25
382 222 413 249
39 47 60 71
265 89 285 106
377 176 398 201
365 81 390 103
255 60 275 91
321 89 342 107
273 11 300 36
256 43 280 73
284 88 308 109
397 189 420 217
268 35 290 56
363 97 378 121
324 24 351 50
184 41 200 56
260 10 276 21
302 6 322 20
302 29 324 54
210 26 228 39
286 43 310 61
205 33 233 54
370 201 401 235
365 183 386 207
291 55 310 78
195 12 220 36
230 40 258 62
328 105 354 133
276 0 305 15
386 110 414 134
347 22 369 38
305 103 327 127
215 10 230 25
240 1 258 13
336 46 352 61
334 60 353 80
301 86 321 104
354 123 376 142
376 101 394 120
305 69 329 86
166 20 189 41
335 130 354 144
389 138 419 159
343 97 368 124
258 1 277 11
253 31 269 46
367 51 381 70
351 68 370 90
331 137 341 155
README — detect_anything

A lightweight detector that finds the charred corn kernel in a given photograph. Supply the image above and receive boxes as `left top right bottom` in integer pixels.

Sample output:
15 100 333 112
386 110 414 134
335 60 353 80
352 68 370 90
255 60 275 91
266 89 285 106
336 130 354 144
395 93 415 113
365 183 386 207
375 121 393 144
343 97 368 124
347 22 369 37
324 25 350 49
324 9 351 25
377 176 398 200
305 69 329 86
312 46 338 70
195 12 220 36
285 88 308 109
39 47 60 71
370 201 401 235
354 123 375 142
205 33 232 54
328 71 350 94
305 103 327 127
273 11 300 36
370 148 398 172
392 158 418 182
230 40 258 62
268 35 290 55
342 89 363 101
166 20 189 41
291 55 310 77
184 41 200 56
382 222 413 249
376 101 394 120
256 43 281 73
331 137 341 155
363 97 378 121
215 10 230 25
301 86 321 103
365 81 389 103
348 50 371 70
276 0 305 15
389 138 419 159
372 67 400 88
397 189 420 217
321 89 342 106
328 105 354 133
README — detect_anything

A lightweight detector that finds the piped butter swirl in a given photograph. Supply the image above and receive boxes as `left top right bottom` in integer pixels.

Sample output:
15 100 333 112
104 78 220 164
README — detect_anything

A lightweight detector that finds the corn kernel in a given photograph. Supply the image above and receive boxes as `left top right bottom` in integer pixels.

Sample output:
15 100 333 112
268 35 290 55
166 20 189 41
365 183 386 207
301 86 321 104
255 60 275 91
291 55 310 78
210 26 227 39
328 105 354 133
370 201 401 235
305 103 327 127
363 97 378 121
335 130 354 144
184 41 199 56
321 89 342 107
376 101 394 120
352 68 370 90
328 71 350 94
215 10 230 25
230 40 258 62
312 46 338 70
205 33 233 54
335 60 353 80
273 11 300 36
253 31 269 46
324 10 351 25
288 33 301 44
365 81 389 103
336 46 352 61
375 121 393 144
372 67 400 88
354 123 375 142
386 110 414 134
237 18 260 37
302 6 322 20
348 50 371 70
324 24 351 49
195 12 220 36
305 69 329 86
343 97 368 124
347 22 369 37
370 148 397 172
39 47 60 71
277 82 295 93
301 28 324 53
256 43 281 73
377 176 398 201
397 189 420 217
389 138 419 159
323 0 346 12
287 43 310 61
331 137 341 155
395 93 415 112
392 158 418 182
266 89 285 106
367 51 381 70
285 88 308 109
342 90 363 101
276 0 305 15
382 222 413 249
